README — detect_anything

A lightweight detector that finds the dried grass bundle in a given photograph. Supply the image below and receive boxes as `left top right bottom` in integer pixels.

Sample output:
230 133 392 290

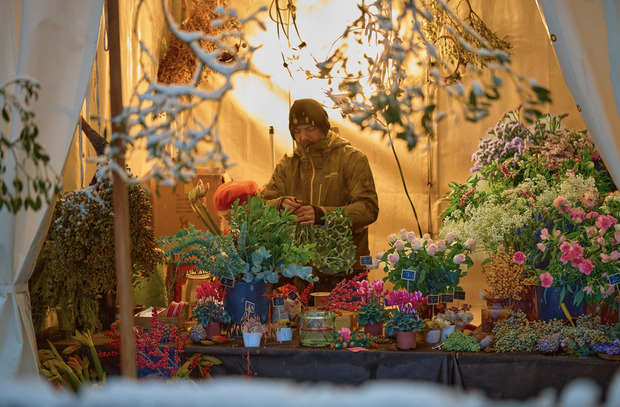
483 250 525 301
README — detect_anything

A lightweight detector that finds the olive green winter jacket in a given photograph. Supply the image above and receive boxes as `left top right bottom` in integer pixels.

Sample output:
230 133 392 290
261 130 379 271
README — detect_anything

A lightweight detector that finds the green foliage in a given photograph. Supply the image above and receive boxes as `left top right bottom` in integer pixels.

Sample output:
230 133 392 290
292 208 356 275
443 331 481 352
0 78 61 213
159 225 245 280
38 330 106 392
192 302 231 325
30 173 161 336
311 0 550 150
357 301 387 326
384 309 424 335
229 196 317 283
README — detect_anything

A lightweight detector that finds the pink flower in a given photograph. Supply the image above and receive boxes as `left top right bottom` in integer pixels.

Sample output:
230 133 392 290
339 327 351 342
445 233 455 244
411 238 423 251
560 241 584 264
582 188 599 210
387 253 400 265
586 211 599 220
437 240 447 252
426 244 438 256
371 279 384 293
596 215 617 231
585 226 598 238
512 251 526 265
553 230 562 238
540 228 550 241
540 272 554 288
394 239 405 252
388 233 398 243
570 208 586 223
583 285 594 295
553 196 570 213
375 252 384 260
615 230 620 243
453 253 466 265
602 285 616 299
422 233 432 241
400 229 408 240
464 239 477 251
578 259 595 276
407 231 416 243
537 243 546 252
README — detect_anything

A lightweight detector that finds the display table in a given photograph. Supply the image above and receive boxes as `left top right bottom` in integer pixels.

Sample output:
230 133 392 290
40 331 620 400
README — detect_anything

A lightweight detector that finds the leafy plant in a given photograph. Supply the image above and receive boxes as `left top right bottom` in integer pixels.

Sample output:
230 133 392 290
384 290 425 335
229 196 317 283
38 330 106 392
0 78 61 213
30 172 161 336
292 208 356 274
355 279 389 325
377 229 475 294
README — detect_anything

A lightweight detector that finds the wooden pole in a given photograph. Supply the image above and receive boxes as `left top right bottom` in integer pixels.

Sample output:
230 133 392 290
107 0 137 378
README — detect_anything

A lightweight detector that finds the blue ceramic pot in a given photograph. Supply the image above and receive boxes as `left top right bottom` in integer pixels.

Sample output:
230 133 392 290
536 285 585 322
224 280 269 324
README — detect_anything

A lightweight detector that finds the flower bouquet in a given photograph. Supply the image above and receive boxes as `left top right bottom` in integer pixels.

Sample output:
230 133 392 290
376 229 475 295
514 187 620 312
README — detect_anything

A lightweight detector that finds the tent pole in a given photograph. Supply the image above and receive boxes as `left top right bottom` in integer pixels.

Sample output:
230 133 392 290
107 0 137 378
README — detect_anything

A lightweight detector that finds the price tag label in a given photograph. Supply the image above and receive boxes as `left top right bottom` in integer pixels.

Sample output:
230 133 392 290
427 295 440 305
609 273 620 285
272 297 285 307
220 277 235 288
454 290 466 301
360 256 373 266
401 269 417 281
245 301 255 314
288 291 298 301
440 294 454 303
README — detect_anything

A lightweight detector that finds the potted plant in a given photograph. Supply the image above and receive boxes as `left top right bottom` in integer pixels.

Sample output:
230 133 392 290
231 314 276 347
355 279 389 336
384 290 425 350
192 281 231 339
422 319 444 344
30 172 162 336
376 229 475 295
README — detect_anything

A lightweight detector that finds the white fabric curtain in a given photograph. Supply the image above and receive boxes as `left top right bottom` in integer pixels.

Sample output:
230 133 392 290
0 0 103 378
536 0 620 185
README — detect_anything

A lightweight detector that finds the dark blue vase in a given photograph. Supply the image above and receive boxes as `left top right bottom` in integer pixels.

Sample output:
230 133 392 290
224 280 269 324
536 285 585 322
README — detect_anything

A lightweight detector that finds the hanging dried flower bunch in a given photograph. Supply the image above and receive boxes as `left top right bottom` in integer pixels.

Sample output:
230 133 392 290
157 0 241 86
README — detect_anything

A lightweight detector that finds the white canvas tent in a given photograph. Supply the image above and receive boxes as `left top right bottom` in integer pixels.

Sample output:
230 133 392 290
1 0 619 378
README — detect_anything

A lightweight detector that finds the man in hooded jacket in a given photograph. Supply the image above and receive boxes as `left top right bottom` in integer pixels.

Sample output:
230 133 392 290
261 98 379 291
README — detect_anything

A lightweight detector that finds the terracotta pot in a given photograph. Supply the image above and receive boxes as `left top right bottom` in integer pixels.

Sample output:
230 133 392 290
396 331 417 350
363 320 384 336
204 322 221 339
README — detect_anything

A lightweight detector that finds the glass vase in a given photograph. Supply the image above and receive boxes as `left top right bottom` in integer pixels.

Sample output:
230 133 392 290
299 310 335 347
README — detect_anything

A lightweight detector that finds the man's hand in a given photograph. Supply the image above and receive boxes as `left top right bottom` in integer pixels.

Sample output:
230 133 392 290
281 197 302 212
293 205 316 225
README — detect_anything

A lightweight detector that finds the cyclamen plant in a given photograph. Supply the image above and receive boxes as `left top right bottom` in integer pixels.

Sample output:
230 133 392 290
384 290 425 335
192 281 231 326
355 279 389 326
376 229 475 295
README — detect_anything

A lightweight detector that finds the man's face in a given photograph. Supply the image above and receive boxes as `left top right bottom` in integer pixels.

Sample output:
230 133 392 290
292 125 324 147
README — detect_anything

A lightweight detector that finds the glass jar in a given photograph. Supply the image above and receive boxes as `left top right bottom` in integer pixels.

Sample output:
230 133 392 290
299 309 335 347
